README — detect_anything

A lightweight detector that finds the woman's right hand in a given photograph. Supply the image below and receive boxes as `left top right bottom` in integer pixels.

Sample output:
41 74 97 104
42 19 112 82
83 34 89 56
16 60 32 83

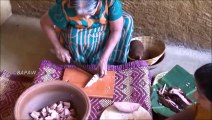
40 12 71 63
55 46 71 63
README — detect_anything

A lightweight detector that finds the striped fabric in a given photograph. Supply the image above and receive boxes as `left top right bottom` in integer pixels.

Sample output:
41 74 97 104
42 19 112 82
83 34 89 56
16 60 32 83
62 12 133 64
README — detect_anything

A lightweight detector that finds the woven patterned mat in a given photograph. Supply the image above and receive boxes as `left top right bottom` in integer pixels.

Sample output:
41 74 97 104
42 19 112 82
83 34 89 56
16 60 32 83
0 71 33 120
34 60 152 120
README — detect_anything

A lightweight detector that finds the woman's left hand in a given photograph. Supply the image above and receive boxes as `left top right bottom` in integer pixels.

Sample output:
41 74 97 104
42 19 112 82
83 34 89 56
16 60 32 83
96 17 123 77
97 58 108 78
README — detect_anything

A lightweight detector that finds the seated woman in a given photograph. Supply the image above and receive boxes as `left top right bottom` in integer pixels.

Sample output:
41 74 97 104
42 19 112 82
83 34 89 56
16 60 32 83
166 63 212 120
40 0 133 77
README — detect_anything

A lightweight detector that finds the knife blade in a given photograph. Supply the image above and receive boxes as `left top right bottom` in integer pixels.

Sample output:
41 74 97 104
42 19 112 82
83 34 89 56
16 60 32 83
85 74 100 87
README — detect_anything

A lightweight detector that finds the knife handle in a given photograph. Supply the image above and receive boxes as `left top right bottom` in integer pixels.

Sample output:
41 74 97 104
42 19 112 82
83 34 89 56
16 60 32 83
50 49 94 75
70 59 95 75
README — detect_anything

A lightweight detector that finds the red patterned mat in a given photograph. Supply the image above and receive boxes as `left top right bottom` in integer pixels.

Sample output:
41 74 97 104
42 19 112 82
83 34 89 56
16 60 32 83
0 71 33 120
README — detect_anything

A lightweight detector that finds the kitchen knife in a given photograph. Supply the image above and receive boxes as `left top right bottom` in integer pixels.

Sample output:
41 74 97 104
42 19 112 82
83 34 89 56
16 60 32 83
50 49 95 75
84 74 100 87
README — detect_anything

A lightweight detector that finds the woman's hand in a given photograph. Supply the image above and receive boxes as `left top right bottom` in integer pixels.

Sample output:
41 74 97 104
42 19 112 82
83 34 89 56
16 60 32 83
97 58 108 78
55 46 71 63
97 17 123 77
40 12 71 63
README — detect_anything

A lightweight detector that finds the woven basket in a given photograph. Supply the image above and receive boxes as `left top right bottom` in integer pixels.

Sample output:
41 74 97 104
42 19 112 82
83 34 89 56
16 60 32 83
129 36 165 65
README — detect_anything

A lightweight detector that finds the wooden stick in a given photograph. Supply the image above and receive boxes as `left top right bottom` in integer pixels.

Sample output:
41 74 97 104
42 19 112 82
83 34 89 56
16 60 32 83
162 84 166 94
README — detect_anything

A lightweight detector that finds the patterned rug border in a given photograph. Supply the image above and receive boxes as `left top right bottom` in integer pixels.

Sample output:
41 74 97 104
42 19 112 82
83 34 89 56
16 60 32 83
39 59 148 71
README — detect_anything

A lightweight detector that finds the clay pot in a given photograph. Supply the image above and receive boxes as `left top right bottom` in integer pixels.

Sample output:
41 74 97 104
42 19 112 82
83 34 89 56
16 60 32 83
14 81 91 120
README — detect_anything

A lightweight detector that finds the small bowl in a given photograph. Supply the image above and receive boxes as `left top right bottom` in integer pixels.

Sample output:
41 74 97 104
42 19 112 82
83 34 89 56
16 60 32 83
129 36 165 66
14 81 91 120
